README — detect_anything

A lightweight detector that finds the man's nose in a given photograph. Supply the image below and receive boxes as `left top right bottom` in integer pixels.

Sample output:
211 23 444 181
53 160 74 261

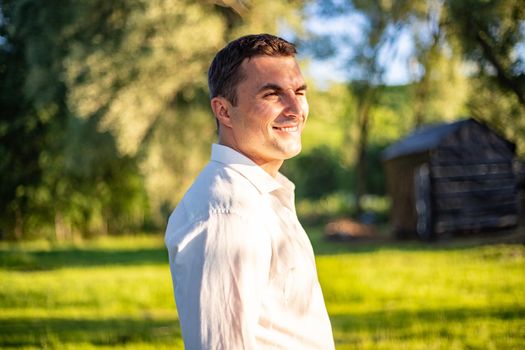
283 92 303 118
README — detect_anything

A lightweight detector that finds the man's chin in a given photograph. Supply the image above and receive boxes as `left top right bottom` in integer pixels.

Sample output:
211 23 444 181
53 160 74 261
281 143 302 160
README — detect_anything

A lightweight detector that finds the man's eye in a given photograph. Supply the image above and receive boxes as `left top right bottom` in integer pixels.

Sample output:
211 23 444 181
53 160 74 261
264 92 278 97
296 90 306 96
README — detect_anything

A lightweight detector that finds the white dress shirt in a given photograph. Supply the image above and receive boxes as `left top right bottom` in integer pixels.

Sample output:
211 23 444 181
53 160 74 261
165 144 335 349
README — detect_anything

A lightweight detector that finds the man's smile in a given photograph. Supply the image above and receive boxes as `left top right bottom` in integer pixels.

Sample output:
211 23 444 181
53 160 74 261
272 124 300 133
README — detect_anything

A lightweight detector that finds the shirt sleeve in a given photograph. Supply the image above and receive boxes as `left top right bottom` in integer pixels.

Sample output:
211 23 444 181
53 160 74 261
176 210 272 350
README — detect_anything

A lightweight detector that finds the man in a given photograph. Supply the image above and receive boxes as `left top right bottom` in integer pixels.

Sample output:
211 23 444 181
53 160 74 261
165 33 335 349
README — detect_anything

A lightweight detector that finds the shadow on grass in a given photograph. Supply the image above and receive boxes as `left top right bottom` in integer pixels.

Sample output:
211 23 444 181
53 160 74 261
0 316 181 348
1 227 523 270
330 305 525 346
330 304 525 331
2 305 522 348
0 247 168 271
307 226 525 256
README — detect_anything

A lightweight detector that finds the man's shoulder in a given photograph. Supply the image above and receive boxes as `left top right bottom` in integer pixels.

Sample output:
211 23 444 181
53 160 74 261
180 161 262 216
165 161 266 245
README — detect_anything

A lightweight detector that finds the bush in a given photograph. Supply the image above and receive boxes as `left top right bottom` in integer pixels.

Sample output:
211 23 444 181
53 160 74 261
282 146 345 200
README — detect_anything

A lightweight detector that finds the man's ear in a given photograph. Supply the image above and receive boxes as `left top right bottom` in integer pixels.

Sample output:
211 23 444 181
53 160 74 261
211 97 233 129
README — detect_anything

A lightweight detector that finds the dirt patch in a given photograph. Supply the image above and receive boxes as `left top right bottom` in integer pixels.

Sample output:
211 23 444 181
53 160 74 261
324 218 379 241
324 219 525 245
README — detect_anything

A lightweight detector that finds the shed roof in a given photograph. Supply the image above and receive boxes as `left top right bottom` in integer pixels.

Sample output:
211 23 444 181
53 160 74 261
382 119 473 161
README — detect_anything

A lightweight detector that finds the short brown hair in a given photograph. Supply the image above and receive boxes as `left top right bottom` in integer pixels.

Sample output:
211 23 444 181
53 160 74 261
208 34 297 105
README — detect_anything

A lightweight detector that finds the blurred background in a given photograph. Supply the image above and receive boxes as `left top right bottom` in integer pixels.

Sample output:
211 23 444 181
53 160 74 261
1 0 524 240
0 0 524 349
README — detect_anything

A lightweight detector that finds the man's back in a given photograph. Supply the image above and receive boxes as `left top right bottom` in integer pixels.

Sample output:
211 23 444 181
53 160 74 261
165 144 334 349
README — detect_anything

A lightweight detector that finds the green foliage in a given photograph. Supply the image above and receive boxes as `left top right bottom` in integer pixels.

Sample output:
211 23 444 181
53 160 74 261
445 0 525 156
446 0 525 106
0 0 303 239
467 76 525 157
282 145 344 199
302 82 353 152
0 234 523 349
283 143 389 203
0 1 198 239
412 38 471 125
368 85 413 144
3 0 523 240
292 83 414 204
295 193 391 225
60 0 302 225
306 0 525 219
0 0 70 239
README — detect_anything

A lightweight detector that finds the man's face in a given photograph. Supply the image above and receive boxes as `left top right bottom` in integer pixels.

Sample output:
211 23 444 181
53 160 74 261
220 55 308 170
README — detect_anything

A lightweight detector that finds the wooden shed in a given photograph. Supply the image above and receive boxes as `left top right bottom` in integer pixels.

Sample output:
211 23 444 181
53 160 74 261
382 118 519 239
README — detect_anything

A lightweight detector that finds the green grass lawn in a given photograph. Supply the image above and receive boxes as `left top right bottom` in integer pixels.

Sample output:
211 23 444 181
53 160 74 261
0 230 524 349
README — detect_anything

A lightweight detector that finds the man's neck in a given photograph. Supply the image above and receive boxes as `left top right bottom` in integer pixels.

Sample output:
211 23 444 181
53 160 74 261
255 159 283 178
217 140 282 178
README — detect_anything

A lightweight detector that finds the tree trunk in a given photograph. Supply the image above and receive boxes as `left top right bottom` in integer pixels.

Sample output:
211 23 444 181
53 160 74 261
414 73 429 127
14 207 23 241
54 210 71 241
475 30 525 108
354 86 375 217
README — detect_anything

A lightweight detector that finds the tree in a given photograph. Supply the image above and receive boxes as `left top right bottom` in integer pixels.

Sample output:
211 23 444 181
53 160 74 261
446 0 525 107
62 0 303 224
410 2 469 126
309 0 421 215
446 0 525 155
0 0 304 239
0 0 70 239
306 0 525 220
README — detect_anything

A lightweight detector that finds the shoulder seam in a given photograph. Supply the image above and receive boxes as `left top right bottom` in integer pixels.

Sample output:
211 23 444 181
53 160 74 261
209 208 242 216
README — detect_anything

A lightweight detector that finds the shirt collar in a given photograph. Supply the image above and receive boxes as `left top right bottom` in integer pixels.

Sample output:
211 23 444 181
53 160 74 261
210 143 294 194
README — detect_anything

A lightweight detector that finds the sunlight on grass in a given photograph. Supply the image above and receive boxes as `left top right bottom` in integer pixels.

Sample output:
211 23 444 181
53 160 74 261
1 232 524 349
